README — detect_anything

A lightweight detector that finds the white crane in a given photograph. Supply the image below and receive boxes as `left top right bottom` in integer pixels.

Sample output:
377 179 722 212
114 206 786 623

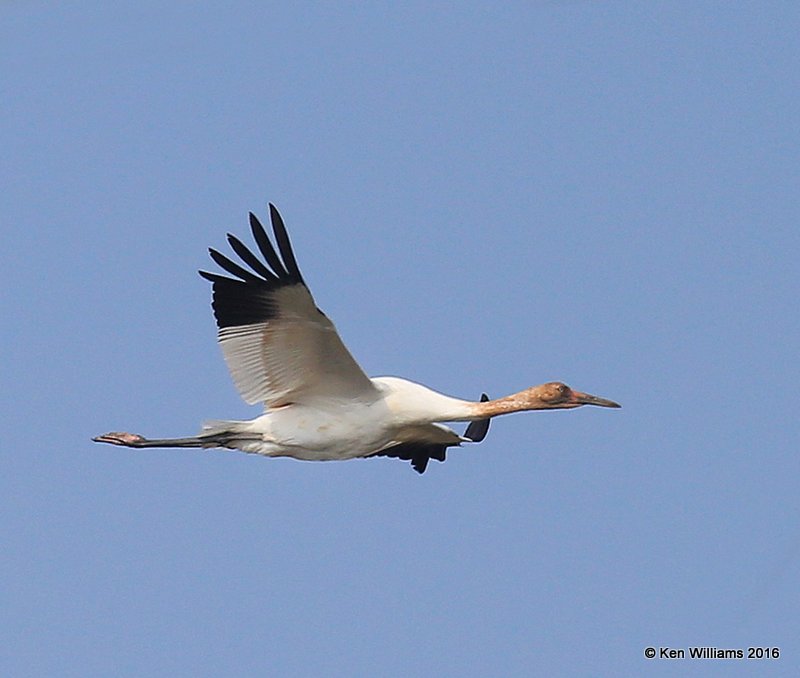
94 204 620 473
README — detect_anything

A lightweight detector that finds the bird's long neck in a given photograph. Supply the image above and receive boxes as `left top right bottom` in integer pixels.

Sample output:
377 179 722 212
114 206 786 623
466 390 548 419
426 389 550 422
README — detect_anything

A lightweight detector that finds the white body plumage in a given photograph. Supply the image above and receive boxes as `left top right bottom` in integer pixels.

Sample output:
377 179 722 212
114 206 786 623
208 377 476 461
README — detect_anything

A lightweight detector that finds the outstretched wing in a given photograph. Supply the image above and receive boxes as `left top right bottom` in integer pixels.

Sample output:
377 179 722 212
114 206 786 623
199 204 378 408
371 395 492 473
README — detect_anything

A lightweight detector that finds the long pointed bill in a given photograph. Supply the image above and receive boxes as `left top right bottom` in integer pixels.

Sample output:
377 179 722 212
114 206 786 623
571 390 621 408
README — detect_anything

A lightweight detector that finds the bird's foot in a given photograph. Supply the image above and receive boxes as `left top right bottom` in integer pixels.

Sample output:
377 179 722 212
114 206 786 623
92 431 146 447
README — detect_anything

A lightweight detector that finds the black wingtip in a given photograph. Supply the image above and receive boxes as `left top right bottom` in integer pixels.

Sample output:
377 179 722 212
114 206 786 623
464 393 491 443
268 204 304 282
250 209 289 277
268 204 282 229
411 456 429 474
248 212 266 245
207 248 263 283
226 231 278 281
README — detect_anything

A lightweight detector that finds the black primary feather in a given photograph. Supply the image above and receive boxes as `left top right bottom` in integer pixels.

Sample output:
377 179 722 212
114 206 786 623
198 205 307 329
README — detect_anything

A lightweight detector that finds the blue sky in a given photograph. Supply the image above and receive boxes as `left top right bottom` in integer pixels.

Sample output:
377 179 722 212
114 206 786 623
3 3 799 676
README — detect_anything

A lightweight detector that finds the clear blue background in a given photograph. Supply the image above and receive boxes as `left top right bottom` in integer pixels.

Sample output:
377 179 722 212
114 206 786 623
3 3 798 676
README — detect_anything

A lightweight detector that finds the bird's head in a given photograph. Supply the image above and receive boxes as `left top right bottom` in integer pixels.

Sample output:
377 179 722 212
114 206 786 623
524 382 621 410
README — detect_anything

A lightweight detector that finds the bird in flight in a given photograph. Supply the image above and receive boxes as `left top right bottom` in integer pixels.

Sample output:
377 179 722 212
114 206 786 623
94 204 620 473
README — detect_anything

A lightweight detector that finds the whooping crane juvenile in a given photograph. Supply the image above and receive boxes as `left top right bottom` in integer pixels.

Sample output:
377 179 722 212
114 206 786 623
94 204 620 473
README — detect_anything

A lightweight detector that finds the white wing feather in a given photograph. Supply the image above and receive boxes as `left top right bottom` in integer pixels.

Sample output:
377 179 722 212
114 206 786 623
218 301 377 406
201 207 378 408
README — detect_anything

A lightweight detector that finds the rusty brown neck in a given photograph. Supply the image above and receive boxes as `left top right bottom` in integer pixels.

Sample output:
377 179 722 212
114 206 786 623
470 389 551 418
